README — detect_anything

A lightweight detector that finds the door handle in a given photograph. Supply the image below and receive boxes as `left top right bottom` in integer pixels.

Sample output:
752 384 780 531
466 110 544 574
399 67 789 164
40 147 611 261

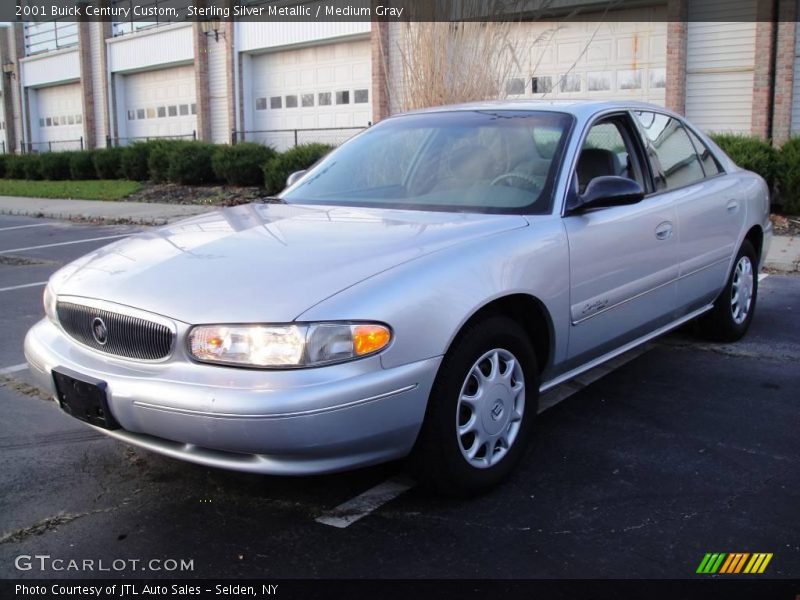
655 221 673 241
726 200 739 213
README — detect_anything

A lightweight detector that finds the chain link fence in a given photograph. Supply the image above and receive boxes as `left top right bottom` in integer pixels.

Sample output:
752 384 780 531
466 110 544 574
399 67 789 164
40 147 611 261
232 127 367 152
22 138 84 153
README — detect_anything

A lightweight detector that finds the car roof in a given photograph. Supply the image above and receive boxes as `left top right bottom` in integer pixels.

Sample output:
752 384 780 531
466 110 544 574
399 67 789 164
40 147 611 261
398 99 677 120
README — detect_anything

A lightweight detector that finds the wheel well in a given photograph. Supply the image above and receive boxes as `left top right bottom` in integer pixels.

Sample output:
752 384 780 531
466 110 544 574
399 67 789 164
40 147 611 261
456 294 553 374
745 225 764 263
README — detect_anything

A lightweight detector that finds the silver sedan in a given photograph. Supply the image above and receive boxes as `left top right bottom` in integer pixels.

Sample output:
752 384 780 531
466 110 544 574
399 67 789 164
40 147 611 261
25 100 771 495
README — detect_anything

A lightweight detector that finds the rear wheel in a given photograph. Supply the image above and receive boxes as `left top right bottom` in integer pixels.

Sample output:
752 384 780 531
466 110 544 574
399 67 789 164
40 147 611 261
698 240 758 342
409 316 539 496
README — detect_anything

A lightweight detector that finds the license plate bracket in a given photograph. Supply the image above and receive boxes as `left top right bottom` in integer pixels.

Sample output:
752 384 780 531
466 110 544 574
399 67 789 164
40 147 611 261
52 368 120 430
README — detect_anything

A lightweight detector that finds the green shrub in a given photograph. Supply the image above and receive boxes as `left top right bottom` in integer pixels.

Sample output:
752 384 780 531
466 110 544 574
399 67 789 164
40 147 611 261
5 155 26 179
92 147 124 179
776 136 800 214
69 151 97 180
710 133 777 189
39 152 73 180
120 142 152 181
263 143 333 194
147 140 185 183
167 142 218 185
23 155 43 180
212 143 276 186
0 155 7 179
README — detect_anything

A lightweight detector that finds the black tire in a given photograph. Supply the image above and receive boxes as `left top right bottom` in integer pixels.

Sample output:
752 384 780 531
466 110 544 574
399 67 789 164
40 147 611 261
408 315 539 497
698 239 758 343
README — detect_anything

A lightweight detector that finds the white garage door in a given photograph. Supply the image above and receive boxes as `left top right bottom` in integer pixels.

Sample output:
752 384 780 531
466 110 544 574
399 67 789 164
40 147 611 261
122 65 197 142
35 83 84 151
685 0 757 134
505 7 667 105
250 39 371 150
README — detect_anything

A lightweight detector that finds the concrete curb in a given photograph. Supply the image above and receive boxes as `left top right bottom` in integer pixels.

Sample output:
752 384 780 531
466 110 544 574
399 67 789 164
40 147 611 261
764 235 799 273
0 207 171 226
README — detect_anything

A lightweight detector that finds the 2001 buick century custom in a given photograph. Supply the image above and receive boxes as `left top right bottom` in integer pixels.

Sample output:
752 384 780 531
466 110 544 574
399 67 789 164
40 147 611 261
25 101 771 495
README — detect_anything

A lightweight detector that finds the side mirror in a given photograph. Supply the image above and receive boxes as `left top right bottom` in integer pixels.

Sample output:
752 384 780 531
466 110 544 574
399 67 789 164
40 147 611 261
569 176 645 213
286 170 307 188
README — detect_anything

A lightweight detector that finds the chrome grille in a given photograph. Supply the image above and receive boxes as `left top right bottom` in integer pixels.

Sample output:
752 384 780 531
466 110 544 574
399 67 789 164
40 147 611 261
56 301 174 360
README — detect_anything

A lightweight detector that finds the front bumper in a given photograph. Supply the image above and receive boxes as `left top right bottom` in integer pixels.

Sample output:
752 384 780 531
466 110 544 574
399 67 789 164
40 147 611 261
24 318 440 475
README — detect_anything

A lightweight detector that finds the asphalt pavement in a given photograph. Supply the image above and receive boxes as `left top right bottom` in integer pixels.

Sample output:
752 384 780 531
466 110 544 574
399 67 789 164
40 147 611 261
0 214 798 581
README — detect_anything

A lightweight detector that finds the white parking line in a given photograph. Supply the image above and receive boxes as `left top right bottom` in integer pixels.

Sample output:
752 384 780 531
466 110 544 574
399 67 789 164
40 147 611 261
315 476 415 529
758 273 770 282
0 234 129 255
0 223 53 232
0 363 28 376
0 281 47 293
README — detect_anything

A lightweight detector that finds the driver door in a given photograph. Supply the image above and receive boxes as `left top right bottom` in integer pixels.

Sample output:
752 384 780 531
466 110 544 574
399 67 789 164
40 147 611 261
563 112 679 368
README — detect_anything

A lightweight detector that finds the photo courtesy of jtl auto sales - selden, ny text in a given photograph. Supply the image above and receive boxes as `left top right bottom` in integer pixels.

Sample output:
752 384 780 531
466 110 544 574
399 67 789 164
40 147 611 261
0 0 798 599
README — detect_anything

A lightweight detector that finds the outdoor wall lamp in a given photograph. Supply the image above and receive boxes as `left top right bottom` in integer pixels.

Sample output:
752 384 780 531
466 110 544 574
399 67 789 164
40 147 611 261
200 19 225 43
2 62 16 79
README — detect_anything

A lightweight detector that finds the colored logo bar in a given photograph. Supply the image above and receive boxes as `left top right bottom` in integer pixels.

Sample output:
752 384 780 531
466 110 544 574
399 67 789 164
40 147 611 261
697 553 773 574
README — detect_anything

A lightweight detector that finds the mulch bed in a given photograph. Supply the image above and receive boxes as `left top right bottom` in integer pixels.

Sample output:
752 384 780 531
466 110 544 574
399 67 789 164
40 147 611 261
771 214 800 237
124 183 266 207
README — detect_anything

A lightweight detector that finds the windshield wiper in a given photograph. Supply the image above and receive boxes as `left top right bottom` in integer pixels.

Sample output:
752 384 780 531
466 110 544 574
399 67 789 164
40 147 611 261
258 196 286 204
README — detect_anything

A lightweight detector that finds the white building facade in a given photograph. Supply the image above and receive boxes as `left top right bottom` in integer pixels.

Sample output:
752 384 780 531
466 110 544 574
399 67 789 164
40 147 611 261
0 0 797 154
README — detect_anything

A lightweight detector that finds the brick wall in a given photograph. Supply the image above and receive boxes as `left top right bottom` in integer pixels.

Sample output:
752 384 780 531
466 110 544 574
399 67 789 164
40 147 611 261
193 23 212 142
751 0 776 139
665 0 688 115
772 0 797 145
370 20 389 123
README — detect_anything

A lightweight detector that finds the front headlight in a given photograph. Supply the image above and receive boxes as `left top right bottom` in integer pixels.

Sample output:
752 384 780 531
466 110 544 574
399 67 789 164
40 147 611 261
43 283 58 323
188 322 392 368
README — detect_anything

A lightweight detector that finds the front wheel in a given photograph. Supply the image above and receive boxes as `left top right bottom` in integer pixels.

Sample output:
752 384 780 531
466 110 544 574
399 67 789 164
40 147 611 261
698 239 758 342
409 316 539 496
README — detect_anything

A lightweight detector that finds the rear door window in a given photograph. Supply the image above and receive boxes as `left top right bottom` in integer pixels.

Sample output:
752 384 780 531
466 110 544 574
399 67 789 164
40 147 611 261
634 111 706 192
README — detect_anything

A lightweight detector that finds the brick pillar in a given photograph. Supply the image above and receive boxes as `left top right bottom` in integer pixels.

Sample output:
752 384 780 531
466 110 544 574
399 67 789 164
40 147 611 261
225 19 235 144
771 0 797 145
192 22 212 142
0 28 17 154
78 17 96 149
751 0 776 140
16 24 30 153
370 20 390 122
665 0 687 115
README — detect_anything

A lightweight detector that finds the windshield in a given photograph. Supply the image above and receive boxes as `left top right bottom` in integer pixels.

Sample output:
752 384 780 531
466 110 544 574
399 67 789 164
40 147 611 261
281 110 573 214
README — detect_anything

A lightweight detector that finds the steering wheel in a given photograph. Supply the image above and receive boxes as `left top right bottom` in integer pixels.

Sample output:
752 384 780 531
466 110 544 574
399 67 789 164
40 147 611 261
490 171 545 192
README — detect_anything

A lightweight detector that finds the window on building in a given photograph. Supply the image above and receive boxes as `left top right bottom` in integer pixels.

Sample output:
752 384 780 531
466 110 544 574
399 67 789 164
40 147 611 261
46 117 52 127
127 110 135 121
285 95 298 108
39 118 45 127
618 69 643 90
168 105 178 117
53 116 61 126
505 78 525 95
588 72 612 91
190 103 197 115
301 94 314 107
649 68 666 90
24 22 78 55
146 108 155 119
634 111 706 191
68 115 75 124
157 106 166 118
560 74 581 93
354 89 369 103
179 104 189 116
76 114 82 124
136 109 145 120
531 76 553 94
336 91 350 105
270 97 282 109
255 97 267 111
318 92 332 106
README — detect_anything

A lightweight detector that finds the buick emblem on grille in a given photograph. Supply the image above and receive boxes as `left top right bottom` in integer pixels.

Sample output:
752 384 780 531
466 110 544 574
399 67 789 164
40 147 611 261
91 317 108 345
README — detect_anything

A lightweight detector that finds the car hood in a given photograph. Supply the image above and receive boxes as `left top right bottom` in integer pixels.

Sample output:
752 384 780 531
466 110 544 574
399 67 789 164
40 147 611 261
55 203 528 324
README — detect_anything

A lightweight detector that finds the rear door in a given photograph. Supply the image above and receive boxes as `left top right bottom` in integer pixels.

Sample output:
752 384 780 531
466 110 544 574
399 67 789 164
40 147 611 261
563 111 679 368
632 111 745 315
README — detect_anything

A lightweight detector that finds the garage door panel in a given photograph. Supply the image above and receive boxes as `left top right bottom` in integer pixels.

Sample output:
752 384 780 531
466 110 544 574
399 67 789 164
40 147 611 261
123 65 196 141
251 39 371 151
35 83 84 150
